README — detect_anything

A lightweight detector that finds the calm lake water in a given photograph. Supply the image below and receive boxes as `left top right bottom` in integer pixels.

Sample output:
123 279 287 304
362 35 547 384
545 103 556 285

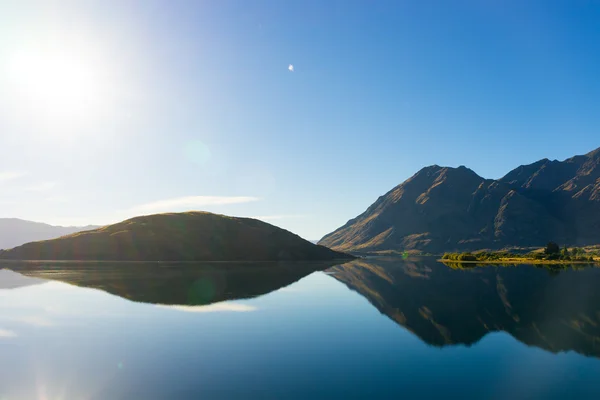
1 258 600 399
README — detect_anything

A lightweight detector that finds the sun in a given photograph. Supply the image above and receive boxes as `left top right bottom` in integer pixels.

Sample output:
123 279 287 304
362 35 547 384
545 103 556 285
7 47 102 121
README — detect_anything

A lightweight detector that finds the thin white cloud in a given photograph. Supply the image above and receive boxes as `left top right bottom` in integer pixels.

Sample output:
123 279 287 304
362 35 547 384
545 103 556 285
24 196 260 228
130 196 259 214
45 195 68 203
156 302 257 313
12 315 54 327
0 171 26 182
250 214 307 221
0 328 17 338
288 64 294 72
25 181 56 191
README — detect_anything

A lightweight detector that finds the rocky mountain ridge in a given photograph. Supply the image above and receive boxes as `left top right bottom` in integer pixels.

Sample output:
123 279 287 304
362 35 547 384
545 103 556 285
320 147 600 253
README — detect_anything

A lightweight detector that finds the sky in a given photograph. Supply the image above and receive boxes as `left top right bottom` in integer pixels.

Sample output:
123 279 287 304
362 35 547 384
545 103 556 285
0 0 599 240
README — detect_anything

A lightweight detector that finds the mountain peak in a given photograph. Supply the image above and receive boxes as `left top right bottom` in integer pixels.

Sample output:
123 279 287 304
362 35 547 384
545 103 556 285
414 164 481 179
586 146 600 158
320 146 600 253
453 165 481 177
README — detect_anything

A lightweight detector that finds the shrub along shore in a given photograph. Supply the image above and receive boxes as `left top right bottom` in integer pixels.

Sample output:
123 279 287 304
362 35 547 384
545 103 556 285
440 242 597 264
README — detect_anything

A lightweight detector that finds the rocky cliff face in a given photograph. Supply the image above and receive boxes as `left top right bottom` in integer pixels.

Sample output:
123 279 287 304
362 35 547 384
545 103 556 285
320 147 600 253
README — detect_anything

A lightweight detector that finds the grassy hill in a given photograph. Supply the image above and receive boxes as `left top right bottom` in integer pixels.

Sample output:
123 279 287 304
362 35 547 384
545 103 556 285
0 212 353 262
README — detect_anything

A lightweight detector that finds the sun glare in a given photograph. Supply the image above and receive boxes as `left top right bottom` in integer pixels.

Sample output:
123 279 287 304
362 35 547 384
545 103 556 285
7 47 102 121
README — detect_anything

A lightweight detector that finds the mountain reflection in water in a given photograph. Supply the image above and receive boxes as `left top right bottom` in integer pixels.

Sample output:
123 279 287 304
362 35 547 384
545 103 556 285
5 258 600 358
330 258 600 357
3 259 600 399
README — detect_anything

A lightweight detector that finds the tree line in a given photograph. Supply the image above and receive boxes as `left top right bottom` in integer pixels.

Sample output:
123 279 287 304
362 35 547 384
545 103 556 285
442 242 596 262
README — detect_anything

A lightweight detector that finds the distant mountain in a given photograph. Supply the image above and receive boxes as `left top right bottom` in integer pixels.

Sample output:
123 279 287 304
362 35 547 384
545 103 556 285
0 218 99 250
319 147 600 253
0 212 354 262
330 258 600 358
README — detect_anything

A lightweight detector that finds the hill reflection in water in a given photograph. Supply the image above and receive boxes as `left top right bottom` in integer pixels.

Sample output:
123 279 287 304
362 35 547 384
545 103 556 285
6 261 340 306
6 258 600 358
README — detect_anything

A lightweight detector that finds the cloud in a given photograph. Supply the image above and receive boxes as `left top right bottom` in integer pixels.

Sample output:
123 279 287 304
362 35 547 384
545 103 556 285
0 328 17 338
31 196 260 227
45 195 68 203
250 214 307 221
25 181 56 191
130 196 259 214
156 302 257 313
0 171 26 182
288 64 294 72
12 315 54 327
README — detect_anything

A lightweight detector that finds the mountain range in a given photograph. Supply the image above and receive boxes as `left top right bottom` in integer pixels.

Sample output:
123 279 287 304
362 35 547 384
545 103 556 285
0 218 98 250
0 212 353 262
320 147 600 253
10 258 600 358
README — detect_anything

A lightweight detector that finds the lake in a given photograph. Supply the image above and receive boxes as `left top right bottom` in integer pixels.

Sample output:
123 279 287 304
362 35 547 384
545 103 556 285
1 258 600 399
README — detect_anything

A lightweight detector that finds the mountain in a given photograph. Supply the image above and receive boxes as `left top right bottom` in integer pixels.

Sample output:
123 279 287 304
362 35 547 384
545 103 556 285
330 258 600 358
0 218 99 250
319 147 600 253
0 212 354 262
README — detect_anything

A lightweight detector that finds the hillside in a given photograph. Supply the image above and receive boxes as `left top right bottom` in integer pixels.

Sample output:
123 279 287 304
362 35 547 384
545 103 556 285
319 146 600 253
0 218 98 250
0 212 354 262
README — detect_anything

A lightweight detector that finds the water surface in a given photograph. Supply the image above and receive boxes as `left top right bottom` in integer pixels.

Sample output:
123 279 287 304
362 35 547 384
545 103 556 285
1 258 600 399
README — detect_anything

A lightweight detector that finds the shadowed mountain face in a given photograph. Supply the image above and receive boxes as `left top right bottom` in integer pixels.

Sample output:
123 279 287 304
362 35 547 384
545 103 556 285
0 218 99 250
0 212 353 262
7 261 342 306
320 147 600 253
329 258 600 357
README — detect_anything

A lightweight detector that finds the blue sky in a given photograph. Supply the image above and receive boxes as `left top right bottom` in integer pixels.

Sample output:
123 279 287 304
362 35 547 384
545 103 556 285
0 1 599 240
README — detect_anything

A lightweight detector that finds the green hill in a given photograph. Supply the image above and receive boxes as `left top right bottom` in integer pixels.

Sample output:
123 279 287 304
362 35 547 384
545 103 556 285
0 212 354 262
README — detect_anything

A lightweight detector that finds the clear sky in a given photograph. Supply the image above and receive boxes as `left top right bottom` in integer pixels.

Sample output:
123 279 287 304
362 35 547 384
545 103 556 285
1 1 599 240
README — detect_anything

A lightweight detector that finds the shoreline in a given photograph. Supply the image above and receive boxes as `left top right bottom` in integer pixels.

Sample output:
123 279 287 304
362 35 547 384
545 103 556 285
438 259 598 265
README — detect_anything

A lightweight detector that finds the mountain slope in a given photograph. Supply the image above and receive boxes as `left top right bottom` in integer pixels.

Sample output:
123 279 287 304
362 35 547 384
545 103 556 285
320 146 600 253
0 218 98 250
0 212 354 261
